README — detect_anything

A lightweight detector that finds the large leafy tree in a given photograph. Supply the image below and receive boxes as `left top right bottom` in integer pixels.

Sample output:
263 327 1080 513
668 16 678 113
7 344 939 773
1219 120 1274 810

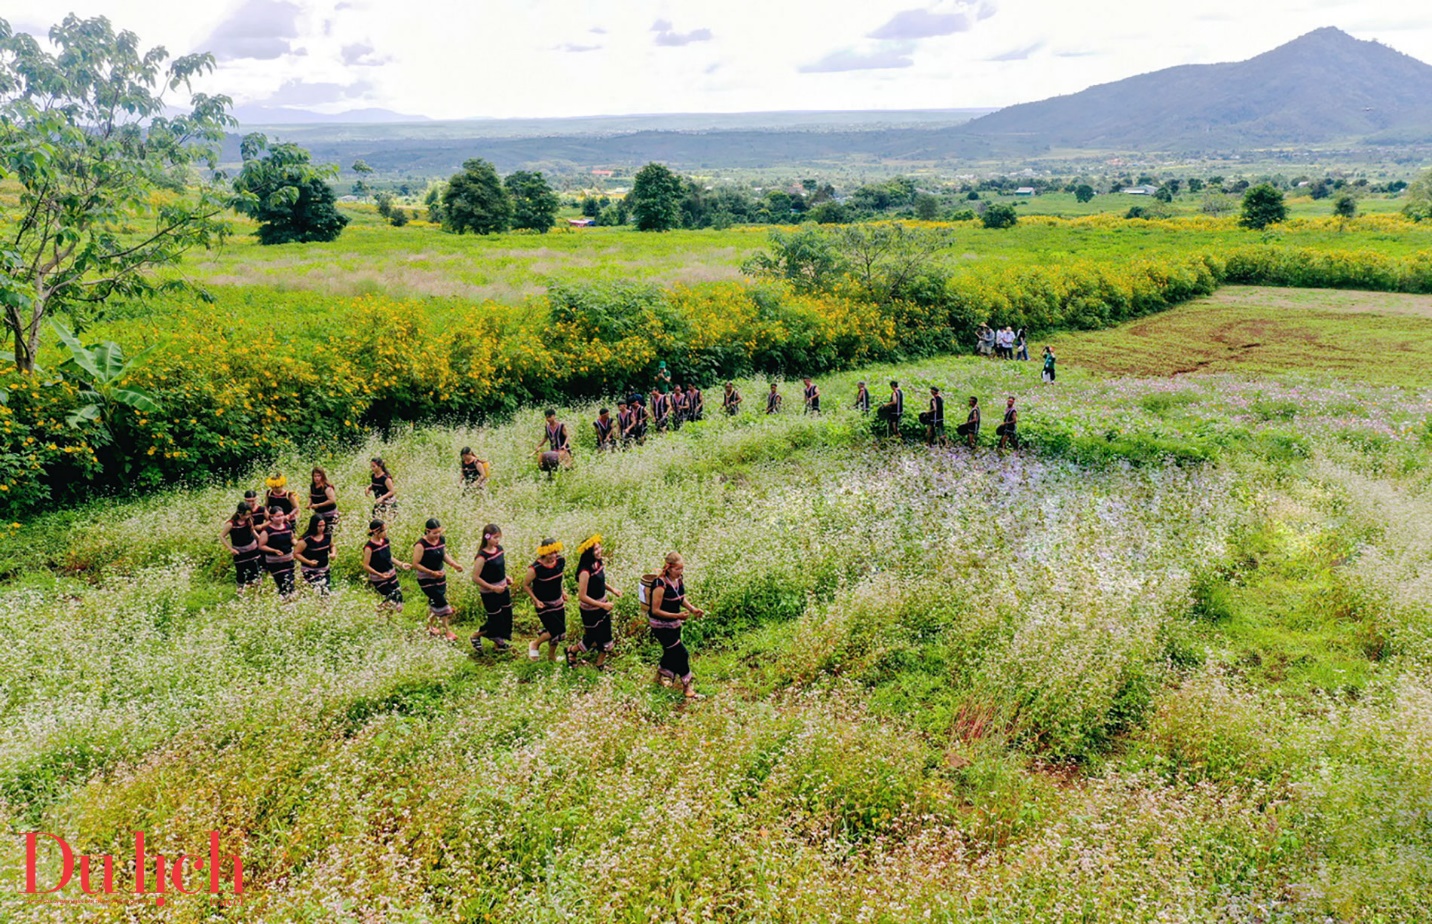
1402 168 1432 223
504 170 559 233
1239 184 1287 230
441 159 511 235
628 162 683 232
232 134 348 245
0 15 233 373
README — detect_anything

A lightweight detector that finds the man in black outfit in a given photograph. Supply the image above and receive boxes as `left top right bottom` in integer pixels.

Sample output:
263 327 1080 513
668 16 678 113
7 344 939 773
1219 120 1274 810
880 380 904 438
956 396 981 448
925 386 946 446
996 396 1019 450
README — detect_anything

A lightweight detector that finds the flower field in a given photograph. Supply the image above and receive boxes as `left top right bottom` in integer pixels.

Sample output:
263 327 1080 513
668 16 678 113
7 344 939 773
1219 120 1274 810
7 212 1432 517
1 341 1430 919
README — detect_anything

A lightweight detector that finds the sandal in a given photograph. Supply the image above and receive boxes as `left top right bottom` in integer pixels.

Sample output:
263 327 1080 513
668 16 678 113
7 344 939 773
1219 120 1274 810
527 646 541 661
445 631 458 643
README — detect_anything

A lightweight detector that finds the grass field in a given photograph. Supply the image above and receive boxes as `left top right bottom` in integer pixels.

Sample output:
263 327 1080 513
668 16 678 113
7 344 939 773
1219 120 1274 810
1048 285 1432 384
2 299 1431 919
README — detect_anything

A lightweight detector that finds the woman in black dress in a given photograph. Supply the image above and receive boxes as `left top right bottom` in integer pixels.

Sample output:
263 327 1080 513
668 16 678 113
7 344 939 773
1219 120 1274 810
567 534 622 669
220 502 263 594
471 524 514 653
307 467 339 532
366 458 397 519
258 507 298 599
649 552 705 699
295 514 333 594
460 447 490 488
362 519 410 613
413 518 464 641
265 474 300 518
524 538 568 662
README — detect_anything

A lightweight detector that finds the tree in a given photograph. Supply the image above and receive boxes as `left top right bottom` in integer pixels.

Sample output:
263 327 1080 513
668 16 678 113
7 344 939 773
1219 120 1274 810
1402 169 1432 222
628 163 684 232
1154 184 1174 203
1332 193 1357 221
51 321 159 440
351 158 374 197
741 227 845 295
1239 184 1287 230
505 170 559 233
388 207 410 228
913 193 940 220
0 15 233 373
441 159 511 235
1187 178 1205 194
1074 184 1095 204
742 223 952 302
981 203 1019 229
375 192 395 218
423 181 446 223
232 134 349 245
1201 192 1237 217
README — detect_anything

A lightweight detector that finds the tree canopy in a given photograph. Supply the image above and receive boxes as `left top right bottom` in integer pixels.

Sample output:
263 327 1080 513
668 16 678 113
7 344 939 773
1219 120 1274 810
1239 184 1287 230
441 159 511 235
505 170 559 233
0 15 234 372
232 134 349 245
629 163 684 232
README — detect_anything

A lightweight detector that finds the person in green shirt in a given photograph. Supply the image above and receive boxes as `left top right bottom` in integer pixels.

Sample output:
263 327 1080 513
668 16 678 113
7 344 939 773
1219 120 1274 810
1042 346 1057 383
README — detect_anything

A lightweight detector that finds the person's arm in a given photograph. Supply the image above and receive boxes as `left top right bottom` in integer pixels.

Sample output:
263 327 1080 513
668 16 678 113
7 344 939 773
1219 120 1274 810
650 583 665 615
294 537 317 568
577 570 600 610
220 521 235 553
362 544 379 578
444 550 464 573
317 486 336 511
257 530 278 556
522 566 540 606
377 477 396 504
682 594 705 618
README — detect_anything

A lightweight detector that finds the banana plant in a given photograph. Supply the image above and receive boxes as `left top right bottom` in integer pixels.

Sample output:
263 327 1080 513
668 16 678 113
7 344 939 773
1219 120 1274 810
50 321 161 436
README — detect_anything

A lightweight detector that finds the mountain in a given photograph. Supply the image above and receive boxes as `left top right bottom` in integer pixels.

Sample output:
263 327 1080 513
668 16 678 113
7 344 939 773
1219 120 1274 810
950 28 1432 152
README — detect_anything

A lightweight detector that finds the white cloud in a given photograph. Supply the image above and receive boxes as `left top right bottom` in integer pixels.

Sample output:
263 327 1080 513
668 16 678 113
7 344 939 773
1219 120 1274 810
1 0 1427 117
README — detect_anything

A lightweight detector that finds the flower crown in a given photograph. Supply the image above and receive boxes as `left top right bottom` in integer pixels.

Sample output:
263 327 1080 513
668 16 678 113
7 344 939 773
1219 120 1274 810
265 475 287 489
536 540 564 557
576 534 602 555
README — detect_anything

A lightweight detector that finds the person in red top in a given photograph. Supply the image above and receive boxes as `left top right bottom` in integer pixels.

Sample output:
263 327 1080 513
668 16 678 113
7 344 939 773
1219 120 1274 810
567 534 623 669
524 538 568 661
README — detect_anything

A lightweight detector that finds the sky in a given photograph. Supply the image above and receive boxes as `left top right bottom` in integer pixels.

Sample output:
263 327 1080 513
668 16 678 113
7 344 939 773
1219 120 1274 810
8 0 1431 119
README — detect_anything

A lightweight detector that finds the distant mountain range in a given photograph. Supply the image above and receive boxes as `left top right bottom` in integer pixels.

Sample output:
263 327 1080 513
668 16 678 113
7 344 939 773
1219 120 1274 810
946 27 1432 151
227 28 1432 175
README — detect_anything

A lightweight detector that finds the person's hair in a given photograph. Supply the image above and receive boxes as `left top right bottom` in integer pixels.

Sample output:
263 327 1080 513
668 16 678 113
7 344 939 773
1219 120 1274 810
425 518 441 531
931 386 940 393
577 545 600 574
858 381 865 386
244 490 257 499
890 380 899 388
233 503 251 520
268 506 286 519
371 457 388 476
544 409 555 418
304 514 325 538
599 407 608 415
660 551 683 578
725 382 733 388
482 524 502 544
368 519 385 534
311 467 328 487
460 446 473 456
970 395 979 403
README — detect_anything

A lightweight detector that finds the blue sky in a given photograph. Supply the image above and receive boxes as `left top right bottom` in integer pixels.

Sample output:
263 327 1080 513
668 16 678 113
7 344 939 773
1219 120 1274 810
11 0 1431 118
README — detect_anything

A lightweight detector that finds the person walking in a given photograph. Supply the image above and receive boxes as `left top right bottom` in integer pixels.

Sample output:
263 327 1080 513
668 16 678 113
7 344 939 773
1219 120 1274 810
687 384 704 422
880 380 904 438
471 524 515 653
220 502 264 594
264 473 300 518
722 382 742 416
568 534 622 670
1016 326 1029 361
802 377 820 414
537 410 573 475
413 518 463 641
460 446 490 488
925 386 947 446
593 408 617 451
854 381 871 414
766 383 783 415
258 507 298 599
524 538 568 662
294 514 333 594
956 396 981 449
649 552 705 699
307 467 339 532
1042 346 1057 383
997 396 1019 450
362 519 410 613
366 458 397 519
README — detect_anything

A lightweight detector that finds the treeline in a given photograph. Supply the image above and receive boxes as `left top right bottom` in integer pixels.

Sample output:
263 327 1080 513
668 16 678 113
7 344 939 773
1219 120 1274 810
5 241 1432 517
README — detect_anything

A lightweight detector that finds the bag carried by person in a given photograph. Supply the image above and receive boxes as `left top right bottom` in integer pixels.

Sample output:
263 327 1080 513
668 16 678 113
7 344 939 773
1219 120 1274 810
638 573 658 615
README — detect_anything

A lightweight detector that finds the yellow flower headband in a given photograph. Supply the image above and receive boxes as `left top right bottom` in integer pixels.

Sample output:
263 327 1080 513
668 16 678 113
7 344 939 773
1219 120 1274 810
576 534 602 555
265 475 287 489
536 540 564 557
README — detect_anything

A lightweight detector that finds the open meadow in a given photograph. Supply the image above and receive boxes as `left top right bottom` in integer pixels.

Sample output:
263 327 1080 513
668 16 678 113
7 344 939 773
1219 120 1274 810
2 208 1432 921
